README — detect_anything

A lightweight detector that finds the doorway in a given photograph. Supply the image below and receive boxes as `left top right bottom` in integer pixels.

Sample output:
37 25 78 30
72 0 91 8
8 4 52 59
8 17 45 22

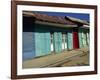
73 28 79 49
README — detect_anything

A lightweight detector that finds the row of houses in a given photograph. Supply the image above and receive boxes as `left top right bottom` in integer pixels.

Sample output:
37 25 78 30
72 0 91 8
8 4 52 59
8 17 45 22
23 12 89 61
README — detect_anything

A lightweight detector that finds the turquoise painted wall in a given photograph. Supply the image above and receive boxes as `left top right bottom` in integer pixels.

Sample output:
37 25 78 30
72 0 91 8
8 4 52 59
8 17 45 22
23 27 89 61
23 17 90 60
23 16 90 61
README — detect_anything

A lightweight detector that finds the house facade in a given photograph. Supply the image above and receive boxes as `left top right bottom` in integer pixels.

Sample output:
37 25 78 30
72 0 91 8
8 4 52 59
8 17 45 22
23 12 89 61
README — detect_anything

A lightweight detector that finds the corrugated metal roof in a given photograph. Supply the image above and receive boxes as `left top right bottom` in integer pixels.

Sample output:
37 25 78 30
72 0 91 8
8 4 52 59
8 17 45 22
23 12 89 26
65 16 89 25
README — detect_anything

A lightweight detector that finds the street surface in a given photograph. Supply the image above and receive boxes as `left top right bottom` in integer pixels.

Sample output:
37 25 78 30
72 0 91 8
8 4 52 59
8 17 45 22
23 48 89 68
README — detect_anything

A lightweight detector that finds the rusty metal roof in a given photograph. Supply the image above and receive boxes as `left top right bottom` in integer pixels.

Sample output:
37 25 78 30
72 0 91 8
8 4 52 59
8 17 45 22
23 12 89 26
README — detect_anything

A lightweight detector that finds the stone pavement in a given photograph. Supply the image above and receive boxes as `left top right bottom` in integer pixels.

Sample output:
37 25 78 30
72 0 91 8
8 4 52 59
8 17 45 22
23 47 89 68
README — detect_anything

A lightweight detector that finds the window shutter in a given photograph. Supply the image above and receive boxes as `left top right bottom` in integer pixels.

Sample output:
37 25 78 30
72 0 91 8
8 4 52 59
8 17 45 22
67 30 73 50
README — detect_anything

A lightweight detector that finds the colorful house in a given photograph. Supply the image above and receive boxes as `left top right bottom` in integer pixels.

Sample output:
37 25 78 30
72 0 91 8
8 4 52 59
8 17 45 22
23 12 89 61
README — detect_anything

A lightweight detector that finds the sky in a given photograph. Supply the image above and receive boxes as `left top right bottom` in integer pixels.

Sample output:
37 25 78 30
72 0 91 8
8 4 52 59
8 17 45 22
33 11 90 21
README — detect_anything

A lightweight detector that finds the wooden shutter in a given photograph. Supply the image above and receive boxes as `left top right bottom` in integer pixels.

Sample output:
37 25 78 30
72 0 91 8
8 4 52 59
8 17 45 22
86 32 90 46
67 30 73 50
35 32 42 57
35 28 51 57
54 32 62 53
54 32 59 53
82 30 87 47
58 32 62 52
78 29 83 48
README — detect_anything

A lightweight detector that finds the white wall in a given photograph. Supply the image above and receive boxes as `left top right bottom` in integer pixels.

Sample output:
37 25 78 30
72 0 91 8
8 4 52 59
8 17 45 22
0 0 100 80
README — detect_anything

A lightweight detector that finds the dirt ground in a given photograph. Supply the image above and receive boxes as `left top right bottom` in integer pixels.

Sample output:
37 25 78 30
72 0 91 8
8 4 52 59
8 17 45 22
23 47 89 68
55 51 89 67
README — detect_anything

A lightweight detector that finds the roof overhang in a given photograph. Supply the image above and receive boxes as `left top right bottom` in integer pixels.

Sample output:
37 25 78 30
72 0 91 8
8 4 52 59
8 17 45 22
79 25 89 29
35 21 78 28
65 16 89 25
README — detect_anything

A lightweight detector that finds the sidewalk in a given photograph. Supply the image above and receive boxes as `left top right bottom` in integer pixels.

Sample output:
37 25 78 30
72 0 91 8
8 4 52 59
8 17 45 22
23 47 89 68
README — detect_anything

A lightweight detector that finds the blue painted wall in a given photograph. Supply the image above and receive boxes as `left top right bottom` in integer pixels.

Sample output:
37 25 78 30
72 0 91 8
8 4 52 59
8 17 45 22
23 16 36 61
22 32 35 61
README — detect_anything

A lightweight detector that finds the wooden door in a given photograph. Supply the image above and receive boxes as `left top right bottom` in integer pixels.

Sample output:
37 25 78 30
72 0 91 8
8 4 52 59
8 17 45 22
73 29 79 49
